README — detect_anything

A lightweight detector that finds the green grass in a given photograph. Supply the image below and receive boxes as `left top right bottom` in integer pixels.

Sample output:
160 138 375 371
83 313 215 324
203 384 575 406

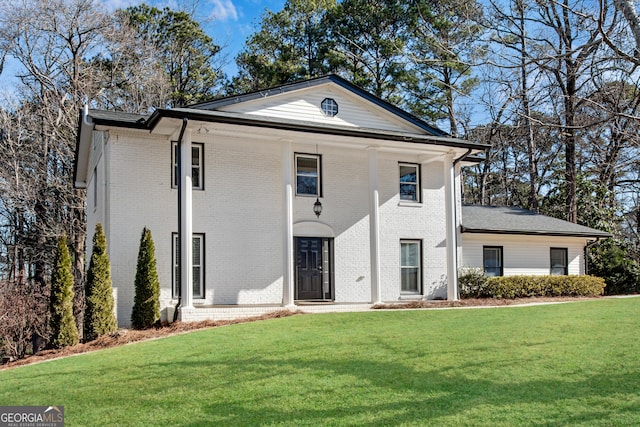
1 298 639 426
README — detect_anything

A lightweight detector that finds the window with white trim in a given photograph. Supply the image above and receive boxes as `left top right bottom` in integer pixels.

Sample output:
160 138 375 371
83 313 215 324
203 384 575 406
172 233 205 299
399 163 420 202
400 240 421 293
172 142 204 190
483 246 503 277
550 248 568 275
295 153 321 196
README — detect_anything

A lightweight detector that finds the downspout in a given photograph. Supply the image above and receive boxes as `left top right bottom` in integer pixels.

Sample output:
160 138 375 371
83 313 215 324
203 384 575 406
585 238 601 275
453 149 473 166
449 149 472 299
173 117 189 322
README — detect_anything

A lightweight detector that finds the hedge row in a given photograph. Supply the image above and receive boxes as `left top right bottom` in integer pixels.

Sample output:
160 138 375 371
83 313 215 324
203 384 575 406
459 269 606 299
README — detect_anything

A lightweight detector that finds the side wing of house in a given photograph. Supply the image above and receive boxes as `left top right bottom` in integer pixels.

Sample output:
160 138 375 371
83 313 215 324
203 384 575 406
460 205 611 277
462 233 590 275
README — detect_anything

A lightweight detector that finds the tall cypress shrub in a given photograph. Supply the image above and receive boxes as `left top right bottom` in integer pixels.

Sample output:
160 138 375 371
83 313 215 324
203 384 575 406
50 235 79 348
131 227 160 329
84 223 117 341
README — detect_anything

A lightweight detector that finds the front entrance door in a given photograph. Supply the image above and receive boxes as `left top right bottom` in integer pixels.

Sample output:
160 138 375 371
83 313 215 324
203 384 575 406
295 237 330 300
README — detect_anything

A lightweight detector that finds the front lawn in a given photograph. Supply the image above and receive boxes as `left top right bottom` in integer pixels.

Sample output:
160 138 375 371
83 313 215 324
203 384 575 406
0 298 638 426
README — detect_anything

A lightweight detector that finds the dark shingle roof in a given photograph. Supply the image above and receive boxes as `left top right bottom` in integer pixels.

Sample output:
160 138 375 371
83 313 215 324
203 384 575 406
88 109 149 127
461 205 611 238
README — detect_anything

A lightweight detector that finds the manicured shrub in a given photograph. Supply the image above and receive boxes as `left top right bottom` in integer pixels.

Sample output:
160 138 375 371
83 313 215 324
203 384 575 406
49 235 79 348
458 267 489 298
131 227 160 329
84 223 117 341
465 275 606 299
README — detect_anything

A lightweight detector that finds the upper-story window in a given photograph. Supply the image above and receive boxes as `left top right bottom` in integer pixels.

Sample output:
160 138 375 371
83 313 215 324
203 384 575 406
295 153 321 196
399 163 420 202
172 142 204 190
321 98 338 117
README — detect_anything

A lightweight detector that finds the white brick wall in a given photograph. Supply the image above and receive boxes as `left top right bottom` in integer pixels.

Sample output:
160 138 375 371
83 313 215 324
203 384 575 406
87 128 455 326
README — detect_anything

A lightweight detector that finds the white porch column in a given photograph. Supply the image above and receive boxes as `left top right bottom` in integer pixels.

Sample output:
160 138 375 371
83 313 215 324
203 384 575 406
282 140 295 307
368 147 382 304
444 152 459 301
180 129 194 309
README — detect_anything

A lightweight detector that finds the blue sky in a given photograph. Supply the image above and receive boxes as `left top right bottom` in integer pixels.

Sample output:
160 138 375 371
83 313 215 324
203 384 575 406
0 0 286 92
103 0 287 76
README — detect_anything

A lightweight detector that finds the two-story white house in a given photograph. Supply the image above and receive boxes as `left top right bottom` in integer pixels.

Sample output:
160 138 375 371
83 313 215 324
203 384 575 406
74 75 609 326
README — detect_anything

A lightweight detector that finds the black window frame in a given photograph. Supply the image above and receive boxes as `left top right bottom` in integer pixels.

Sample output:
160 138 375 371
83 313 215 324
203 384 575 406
483 246 503 277
172 141 204 190
550 247 568 275
295 153 322 197
321 98 338 117
399 162 421 203
172 233 206 299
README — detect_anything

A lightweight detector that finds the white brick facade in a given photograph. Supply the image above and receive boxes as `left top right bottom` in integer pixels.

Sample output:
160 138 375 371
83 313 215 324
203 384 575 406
77 76 607 326
76 76 488 326
85 126 462 326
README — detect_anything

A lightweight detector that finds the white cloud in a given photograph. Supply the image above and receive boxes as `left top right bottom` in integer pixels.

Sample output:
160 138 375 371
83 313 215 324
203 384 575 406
208 0 238 22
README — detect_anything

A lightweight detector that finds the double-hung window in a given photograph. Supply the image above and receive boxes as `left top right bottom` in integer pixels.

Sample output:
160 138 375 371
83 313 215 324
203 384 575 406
483 246 503 277
550 248 568 275
172 233 205 299
295 153 321 196
172 142 204 190
400 240 421 293
399 163 420 202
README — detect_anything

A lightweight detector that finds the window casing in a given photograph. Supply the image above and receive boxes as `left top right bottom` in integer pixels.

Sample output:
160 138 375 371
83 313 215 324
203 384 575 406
172 233 205 299
400 240 422 294
550 248 568 275
295 153 322 196
321 98 338 117
483 246 503 277
399 163 420 202
172 142 204 190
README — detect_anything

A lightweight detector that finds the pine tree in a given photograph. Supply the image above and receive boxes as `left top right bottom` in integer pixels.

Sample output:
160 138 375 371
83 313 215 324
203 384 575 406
50 235 79 348
84 223 117 341
131 227 161 329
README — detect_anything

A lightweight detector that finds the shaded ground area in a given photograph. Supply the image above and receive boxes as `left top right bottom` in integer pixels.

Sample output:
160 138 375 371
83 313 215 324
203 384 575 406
1 296 602 370
372 295 600 309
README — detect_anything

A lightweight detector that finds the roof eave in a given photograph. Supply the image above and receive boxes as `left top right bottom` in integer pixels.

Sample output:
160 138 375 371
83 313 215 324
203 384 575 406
146 108 489 151
460 227 612 239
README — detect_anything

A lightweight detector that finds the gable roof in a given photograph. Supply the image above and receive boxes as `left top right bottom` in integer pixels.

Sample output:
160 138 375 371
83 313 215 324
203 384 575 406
75 76 490 188
461 205 612 238
189 74 449 137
